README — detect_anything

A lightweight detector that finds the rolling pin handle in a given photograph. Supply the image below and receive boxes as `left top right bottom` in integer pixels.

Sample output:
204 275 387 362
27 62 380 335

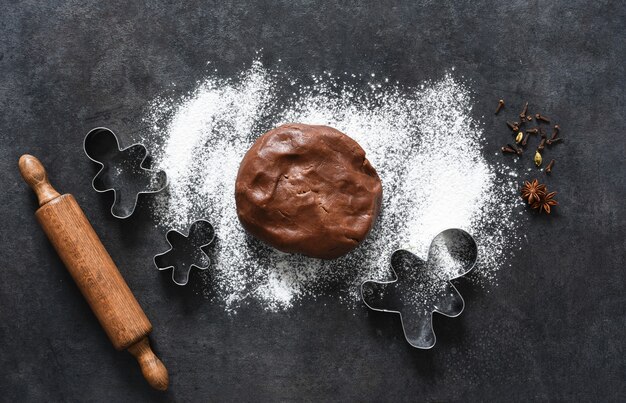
18 154 61 206
127 337 169 391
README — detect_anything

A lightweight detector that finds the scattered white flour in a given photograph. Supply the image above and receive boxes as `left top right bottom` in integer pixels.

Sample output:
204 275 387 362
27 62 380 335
142 60 522 313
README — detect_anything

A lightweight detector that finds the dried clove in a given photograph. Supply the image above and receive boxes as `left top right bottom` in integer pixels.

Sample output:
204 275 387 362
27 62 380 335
545 159 555 173
521 132 530 146
537 138 546 151
501 145 517 154
526 128 539 135
495 99 505 114
507 121 519 132
519 102 529 120
535 113 550 123
546 138 562 145
526 115 533 121
551 124 560 140
507 143 523 156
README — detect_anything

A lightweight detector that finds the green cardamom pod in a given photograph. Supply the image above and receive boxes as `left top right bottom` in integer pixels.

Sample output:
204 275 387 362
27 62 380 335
534 151 542 167
515 132 523 143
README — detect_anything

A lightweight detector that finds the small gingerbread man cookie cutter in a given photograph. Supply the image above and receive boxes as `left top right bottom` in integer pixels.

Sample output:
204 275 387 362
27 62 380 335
361 228 478 349
84 127 167 219
154 219 215 286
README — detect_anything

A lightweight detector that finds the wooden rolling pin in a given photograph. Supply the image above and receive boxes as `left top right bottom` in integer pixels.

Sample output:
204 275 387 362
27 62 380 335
19 154 169 391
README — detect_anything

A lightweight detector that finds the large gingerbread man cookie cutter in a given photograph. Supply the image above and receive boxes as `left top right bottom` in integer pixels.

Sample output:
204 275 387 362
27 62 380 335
84 127 167 219
361 228 478 349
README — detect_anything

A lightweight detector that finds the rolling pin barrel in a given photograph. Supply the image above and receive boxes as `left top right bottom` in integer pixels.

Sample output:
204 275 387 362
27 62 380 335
19 154 168 391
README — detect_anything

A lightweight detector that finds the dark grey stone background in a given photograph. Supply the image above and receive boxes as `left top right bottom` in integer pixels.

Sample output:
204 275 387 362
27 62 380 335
1 1 624 401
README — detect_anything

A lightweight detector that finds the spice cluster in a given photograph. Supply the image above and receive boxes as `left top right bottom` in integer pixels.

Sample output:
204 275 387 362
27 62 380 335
495 100 562 214
520 179 558 214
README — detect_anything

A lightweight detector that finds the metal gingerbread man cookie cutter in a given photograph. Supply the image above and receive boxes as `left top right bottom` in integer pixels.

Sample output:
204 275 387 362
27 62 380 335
361 228 478 349
84 127 167 219
154 219 215 286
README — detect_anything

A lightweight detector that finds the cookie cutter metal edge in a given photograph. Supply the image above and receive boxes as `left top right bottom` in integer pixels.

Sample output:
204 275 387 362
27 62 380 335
83 127 168 219
360 228 478 349
153 219 216 286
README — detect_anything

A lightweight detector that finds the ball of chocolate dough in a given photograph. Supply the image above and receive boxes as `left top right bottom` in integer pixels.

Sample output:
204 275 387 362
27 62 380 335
235 123 383 259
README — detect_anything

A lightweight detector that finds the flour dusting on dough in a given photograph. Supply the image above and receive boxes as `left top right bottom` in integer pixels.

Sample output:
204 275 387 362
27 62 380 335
142 60 522 312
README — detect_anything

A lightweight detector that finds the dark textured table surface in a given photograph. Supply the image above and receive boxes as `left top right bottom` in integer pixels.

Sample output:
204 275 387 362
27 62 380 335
1 1 625 401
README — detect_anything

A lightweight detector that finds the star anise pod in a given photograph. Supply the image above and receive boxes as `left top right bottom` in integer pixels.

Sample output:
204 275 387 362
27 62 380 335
531 191 558 214
520 179 546 204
